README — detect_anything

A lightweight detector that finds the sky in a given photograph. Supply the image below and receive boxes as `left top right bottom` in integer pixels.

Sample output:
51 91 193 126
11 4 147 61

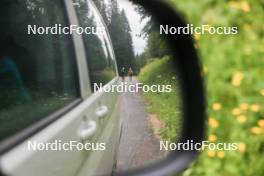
116 0 148 55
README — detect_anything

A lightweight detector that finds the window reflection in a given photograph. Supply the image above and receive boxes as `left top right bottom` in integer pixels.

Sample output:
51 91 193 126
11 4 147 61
0 0 79 141
74 0 117 91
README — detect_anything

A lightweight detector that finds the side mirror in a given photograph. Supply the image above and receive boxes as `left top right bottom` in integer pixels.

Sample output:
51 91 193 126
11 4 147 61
0 0 205 175
105 0 206 175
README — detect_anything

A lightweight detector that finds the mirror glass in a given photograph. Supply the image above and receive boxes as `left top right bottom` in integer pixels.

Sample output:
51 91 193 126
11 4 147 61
91 0 184 173
0 0 184 175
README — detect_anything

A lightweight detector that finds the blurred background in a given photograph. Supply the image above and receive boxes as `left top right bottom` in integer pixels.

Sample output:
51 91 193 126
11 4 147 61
167 0 264 175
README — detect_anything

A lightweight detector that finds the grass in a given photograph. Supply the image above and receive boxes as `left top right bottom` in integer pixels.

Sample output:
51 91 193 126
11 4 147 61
138 56 182 142
165 0 264 175
138 0 264 174
92 67 116 87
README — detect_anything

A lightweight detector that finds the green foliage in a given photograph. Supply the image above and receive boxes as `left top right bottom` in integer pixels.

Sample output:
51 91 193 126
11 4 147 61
94 67 116 85
167 0 264 175
138 56 182 142
145 30 170 58
100 0 136 74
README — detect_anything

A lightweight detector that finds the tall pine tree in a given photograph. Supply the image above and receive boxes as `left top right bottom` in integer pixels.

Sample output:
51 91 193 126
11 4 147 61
94 0 137 75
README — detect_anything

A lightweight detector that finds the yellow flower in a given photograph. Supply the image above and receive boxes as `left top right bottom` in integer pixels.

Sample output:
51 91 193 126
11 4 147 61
217 151 225 159
260 89 264 96
237 115 247 123
237 143 246 153
203 65 208 75
250 104 260 112
232 108 241 116
207 150 216 157
260 45 264 53
209 117 219 128
241 1 251 12
232 71 244 87
212 103 222 111
228 1 250 12
258 120 264 128
208 134 217 142
194 33 201 40
240 103 249 110
250 127 263 135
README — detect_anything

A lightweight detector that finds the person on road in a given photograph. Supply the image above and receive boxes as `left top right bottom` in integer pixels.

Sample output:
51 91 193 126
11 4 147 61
128 67 133 82
120 66 125 82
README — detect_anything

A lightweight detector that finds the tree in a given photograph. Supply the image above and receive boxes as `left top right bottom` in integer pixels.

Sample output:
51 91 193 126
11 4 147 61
99 0 136 75
132 2 171 67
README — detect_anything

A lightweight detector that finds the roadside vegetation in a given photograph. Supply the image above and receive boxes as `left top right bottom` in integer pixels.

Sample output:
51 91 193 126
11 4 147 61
167 0 264 175
136 0 264 175
138 56 182 142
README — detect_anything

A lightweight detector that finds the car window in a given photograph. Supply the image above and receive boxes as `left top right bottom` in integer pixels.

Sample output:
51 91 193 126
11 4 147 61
74 0 117 92
0 0 79 142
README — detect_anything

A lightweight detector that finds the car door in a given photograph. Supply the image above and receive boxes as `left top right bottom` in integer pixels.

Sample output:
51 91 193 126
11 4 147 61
72 0 121 175
0 0 109 175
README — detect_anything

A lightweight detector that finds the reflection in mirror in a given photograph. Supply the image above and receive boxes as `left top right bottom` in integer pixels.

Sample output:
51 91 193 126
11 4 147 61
92 0 183 173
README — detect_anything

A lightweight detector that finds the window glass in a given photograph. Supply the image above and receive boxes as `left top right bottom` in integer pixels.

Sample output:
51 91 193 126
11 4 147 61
74 0 117 91
0 0 79 142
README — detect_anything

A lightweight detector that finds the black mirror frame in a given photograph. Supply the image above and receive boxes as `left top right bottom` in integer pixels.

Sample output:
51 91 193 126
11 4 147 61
117 0 206 175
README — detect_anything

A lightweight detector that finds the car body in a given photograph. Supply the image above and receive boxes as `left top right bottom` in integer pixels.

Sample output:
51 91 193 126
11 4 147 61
0 0 122 175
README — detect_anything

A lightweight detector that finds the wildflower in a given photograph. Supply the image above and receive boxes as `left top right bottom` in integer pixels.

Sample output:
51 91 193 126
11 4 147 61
237 143 246 153
232 71 244 87
260 89 264 96
208 134 217 142
237 115 247 123
228 1 250 12
203 65 208 75
250 104 260 112
257 120 264 128
207 150 216 157
250 127 263 135
194 33 201 40
240 103 249 110
209 117 219 128
260 45 264 53
241 1 251 12
217 151 225 159
212 103 222 111
232 108 241 116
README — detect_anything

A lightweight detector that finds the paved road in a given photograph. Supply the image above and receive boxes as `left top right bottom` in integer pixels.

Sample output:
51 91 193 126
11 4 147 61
116 78 167 172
